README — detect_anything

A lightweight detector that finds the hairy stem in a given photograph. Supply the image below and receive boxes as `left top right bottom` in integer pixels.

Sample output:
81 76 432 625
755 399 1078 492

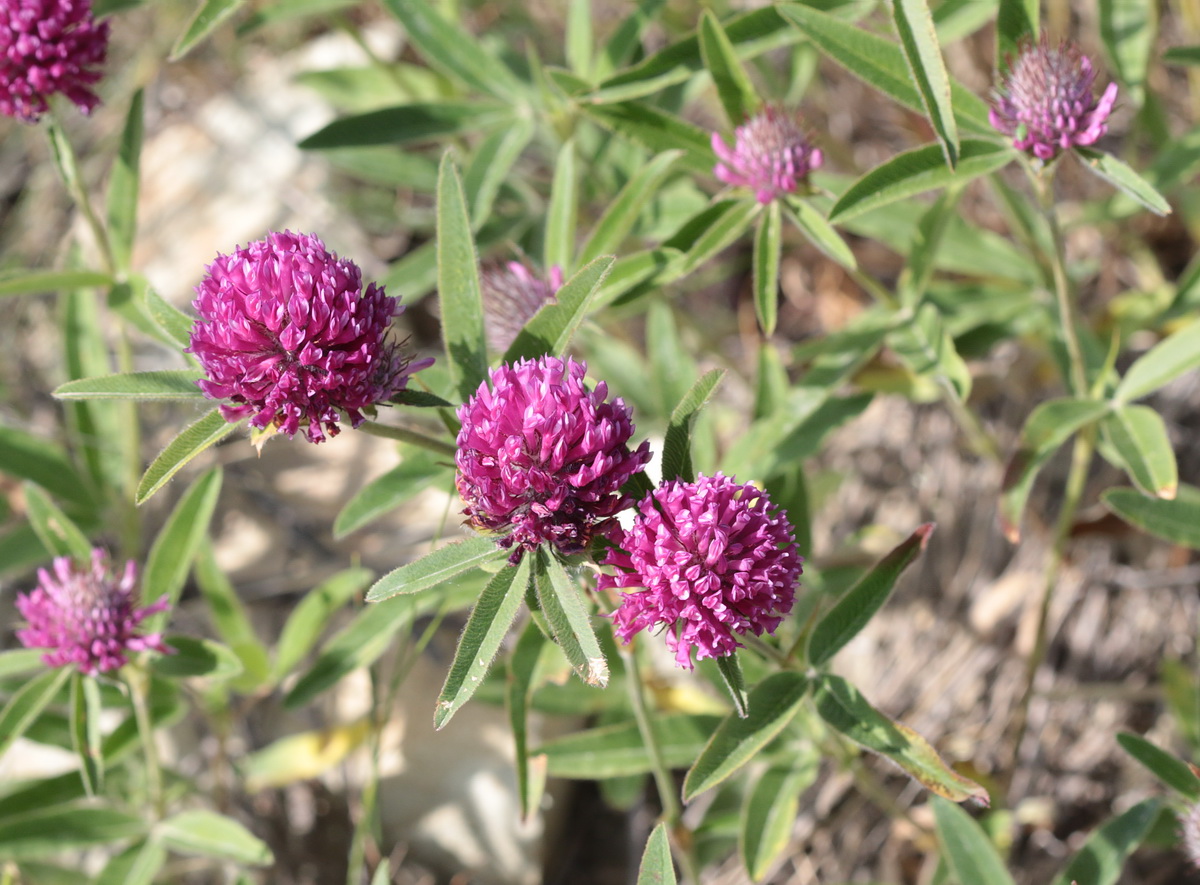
358 420 458 458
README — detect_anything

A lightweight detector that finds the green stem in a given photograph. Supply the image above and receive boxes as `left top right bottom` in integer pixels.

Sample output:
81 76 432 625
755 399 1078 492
935 376 1001 462
46 113 116 276
358 420 457 458
126 667 164 818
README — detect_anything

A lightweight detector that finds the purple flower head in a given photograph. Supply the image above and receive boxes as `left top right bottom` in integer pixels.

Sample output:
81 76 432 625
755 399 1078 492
0 0 109 122
712 106 823 204
15 550 170 675
187 231 431 444
455 356 652 562
480 261 564 354
990 38 1118 161
597 473 802 669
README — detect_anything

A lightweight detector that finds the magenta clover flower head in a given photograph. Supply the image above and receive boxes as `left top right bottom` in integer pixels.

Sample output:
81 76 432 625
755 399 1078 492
480 261 564 354
989 38 1118 161
455 355 652 562
597 473 802 669
187 230 431 444
712 106 823 204
0 0 109 122
15 550 170 675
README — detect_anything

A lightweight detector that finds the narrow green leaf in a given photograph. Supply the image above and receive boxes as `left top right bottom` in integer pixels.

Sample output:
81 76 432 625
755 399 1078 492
1099 0 1154 106
661 369 725 484
671 199 760 277
753 201 782 335
784 197 857 270
0 269 112 297
136 409 236 505
463 118 534 228
683 672 809 801
715 654 749 720
0 667 71 761
892 0 959 167
0 426 91 507
1103 484 1200 549
1101 405 1177 499
300 101 508 150
814 675 990 804
170 0 247 60
578 150 681 267
888 303 972 399
61 285 123 497
150 636 244 679
0 649 46 681
437 153 488 402
335 451 450 538
580 102 714 175
566 0 592 75
534 550 608 687
507 622 548 820
996 0 1037 72
741 756 819 881
0 803 144 859
931 797 1015 885
106 89 144 272
236 0 356 33
1116 732 1200 800
809 523 935 667
366 536 503 602
1115 319 1200 403
272 568 373 683
145 286 195 350
22 483 92 561
53 370 206 401
700 10 760 125
434 556 531 729
545 139 579 274
1075 148 1171 216
503 255 614 364
636 823 677 885
194 542 270 688
1050 798 1160 885
142 467 223 632
69 673 103 796
1164 46 1200 65
157 810 273 866
830 140 1014 223
95 838 167 885
899 186 962 306
539 714 722 778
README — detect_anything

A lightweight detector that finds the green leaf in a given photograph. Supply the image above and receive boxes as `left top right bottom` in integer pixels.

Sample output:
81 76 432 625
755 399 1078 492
580 102 714 175
539 714 722 778
1115 319 1200 403
95 839 167 885
69 673 103 796
1116 732 1200 799
0 649 47 681
1075 148 1171 216
1103 484 1200 549
753 201 782 335
299 101 508 150
170 0 247 60
1101 405 1177 499
636 823 677 885
888 302 972 399
830 140 1014 223
1050 798 1160 885
334 451 450 538
995 0 1037 73
434 556 531 729
236 0 356 33
507 622 548 820
22 482 92 561
366 536 503 602
0 803 144 860
668 199 760 277
533 550 608 687
106 89 144 272
272 568 374 683
145 286 195 350
503 256 615 363
157 810 273 866
150 636 244 679
783 197 857 270
814 674 990 804
193 541 270 689
700 10 760 125
683 672 809 801
463 118 535 228
136 409 236 505
740 756 819 881
566 0 592 75
0 269 112 297
1164 45 1200 65
0 667 71 761
53 370 206 401
578 150 682 267
437 153 488 402
1000 398 1111 542
1099 0 1154 106
809 523 935 667
142 467 223 632
931 797 1015 885
545 139 578 274
899 186 962 306
715 654 749 720
661 369 725 484
892 0 959 167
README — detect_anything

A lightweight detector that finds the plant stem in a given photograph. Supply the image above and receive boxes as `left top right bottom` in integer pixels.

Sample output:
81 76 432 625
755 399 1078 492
126 666 164 818
46 113 116 276
1033 166 1089 398
358 420 457 458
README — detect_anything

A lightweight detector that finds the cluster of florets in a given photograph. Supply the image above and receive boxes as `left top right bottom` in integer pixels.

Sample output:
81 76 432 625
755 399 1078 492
990 38 1118 160
187 231 430 444
15 549 170 675
712 106 823 204
0 0 109 122
596 473 802 668
480 261 563 354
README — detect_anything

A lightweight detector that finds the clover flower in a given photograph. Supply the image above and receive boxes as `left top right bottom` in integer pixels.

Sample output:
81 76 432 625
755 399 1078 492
15 550 169 675
712 106 823 204
187 231 430 444
0 0 109 122
990 38 1118 161
597 473 802 669
480 261 563 354
455 356 651 561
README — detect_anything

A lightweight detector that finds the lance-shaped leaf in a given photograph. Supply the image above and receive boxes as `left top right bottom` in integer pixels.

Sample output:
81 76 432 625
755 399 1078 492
170 0 246 60
1101 405 1177 499
661 369 725 484
534 550 608 687
0 803 145 859
996 0 1037 73
1075 148 1171 216
437 153 488 401
156 810 273 866
194 543 270 689
151 636 244 679
578 150 682 267
0 667 71 760
683 672 809 801
581 101 714 175
106 90 143 272
1114 318 1200 404
69 672 104 795
507 622 548 820
899 186 962 307
809 523 934 667
463 118 535 228
753 201 782 335
1103 484 1200 549
22 482 92 561
0 269 112 297
271 568 374 683
1117 732 1200 799
814 674 989 804
53 370 207 401
636 823 677 885
545 139 579 274
1099 0 1154 106
335 453 451 538
366 536 504 602
783 198 857 270
1049 798 1160 885
136 409 236 505
300 101 509 150
146 286 195 350
892 0 958 167
504 256 615 364
435 555 532 729
888 303 972 399
740 754 819 881
715 653 749 719
538 714 722 778
95 839 167 885
932 797 1016 885
700 10 760 126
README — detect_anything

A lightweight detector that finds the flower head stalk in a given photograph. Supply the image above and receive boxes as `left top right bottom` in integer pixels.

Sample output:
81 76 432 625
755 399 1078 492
455 356 651 562
712 106 823 204
597 473 802 669
187 230 431 444
15 550 169 675
990 38 1118 161
480 261 563 354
